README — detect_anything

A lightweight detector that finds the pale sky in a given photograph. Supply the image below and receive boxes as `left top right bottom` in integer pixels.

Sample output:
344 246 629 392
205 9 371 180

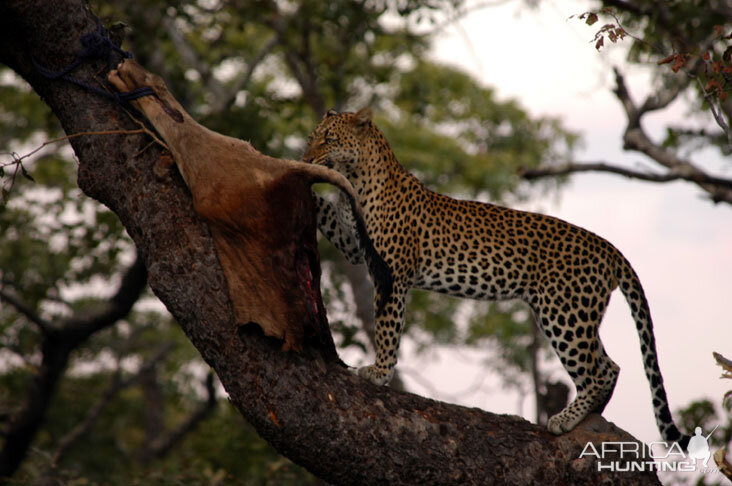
345 0 732 478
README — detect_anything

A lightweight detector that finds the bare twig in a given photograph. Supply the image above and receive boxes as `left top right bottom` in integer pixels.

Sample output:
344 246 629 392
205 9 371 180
0 128 164 202
1 129 147 170
123 109 170 152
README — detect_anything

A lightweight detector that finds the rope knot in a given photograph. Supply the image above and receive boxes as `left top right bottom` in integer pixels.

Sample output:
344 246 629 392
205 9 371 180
80 32 112 59
33 22 149 103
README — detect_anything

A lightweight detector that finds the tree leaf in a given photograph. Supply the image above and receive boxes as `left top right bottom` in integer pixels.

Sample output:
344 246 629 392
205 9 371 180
657 54 675 65
585 13 598 26
21 164 35 183
671 54 686 73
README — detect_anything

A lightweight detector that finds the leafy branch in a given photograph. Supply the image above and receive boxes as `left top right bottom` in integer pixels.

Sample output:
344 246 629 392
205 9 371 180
572 8 732 149
574 9 634 50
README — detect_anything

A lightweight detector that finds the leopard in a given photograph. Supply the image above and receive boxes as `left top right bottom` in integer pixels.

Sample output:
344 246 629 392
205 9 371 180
303 107 689 447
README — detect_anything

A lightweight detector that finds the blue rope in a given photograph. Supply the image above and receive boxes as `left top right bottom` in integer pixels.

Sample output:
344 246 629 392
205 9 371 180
32 23 154 103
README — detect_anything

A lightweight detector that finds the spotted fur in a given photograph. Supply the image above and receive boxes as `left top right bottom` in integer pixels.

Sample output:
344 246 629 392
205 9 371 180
303 107 689 446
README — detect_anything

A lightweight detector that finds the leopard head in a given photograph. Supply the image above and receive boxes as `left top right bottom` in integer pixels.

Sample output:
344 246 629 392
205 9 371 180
302 107 374 177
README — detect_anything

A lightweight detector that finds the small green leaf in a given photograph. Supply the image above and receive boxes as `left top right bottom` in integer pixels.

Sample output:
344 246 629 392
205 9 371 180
585 13 598 26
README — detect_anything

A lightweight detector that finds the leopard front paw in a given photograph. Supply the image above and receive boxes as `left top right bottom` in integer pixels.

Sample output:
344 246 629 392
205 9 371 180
357 364 394 386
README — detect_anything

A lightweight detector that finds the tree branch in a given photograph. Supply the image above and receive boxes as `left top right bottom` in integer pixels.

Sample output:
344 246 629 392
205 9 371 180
0 287 52 334
261 2 326 116
49 370 124 468
520 160 732 188
601 0 685 50
523 68 732 204
160 15 228 107
209 35 278 114
60 255 147 345
612 68 732 204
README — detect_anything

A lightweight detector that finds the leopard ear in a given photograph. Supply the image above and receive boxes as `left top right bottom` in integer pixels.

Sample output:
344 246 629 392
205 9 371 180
325 108 338 119
354 107 373 127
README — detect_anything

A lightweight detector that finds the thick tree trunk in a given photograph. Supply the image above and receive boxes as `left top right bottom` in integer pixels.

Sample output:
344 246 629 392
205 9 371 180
0 2 660 484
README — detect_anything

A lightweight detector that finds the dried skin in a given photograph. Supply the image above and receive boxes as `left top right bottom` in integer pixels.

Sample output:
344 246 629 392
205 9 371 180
108 59 330 352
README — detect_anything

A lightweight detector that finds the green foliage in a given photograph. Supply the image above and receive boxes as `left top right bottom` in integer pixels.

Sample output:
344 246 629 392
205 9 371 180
382 60 576 199
0 0 579 483
677 399 731 450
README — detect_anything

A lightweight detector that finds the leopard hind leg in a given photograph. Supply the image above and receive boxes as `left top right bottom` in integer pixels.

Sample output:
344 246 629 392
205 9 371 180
532 291 619 434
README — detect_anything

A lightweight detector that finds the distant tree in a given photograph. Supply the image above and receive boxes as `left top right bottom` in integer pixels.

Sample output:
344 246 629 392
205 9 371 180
522 0 732 206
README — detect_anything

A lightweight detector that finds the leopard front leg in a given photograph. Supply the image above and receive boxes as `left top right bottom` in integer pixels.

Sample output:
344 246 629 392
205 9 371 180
358 283 408 386
313 191 364 265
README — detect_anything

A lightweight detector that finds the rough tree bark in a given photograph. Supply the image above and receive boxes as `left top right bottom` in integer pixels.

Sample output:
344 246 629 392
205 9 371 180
0 1 660 484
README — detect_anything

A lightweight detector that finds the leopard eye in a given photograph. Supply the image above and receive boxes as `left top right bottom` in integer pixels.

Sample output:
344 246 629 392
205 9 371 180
324 129 338 144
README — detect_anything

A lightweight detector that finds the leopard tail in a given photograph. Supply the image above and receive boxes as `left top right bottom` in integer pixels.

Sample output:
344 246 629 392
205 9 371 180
614 253 690 450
